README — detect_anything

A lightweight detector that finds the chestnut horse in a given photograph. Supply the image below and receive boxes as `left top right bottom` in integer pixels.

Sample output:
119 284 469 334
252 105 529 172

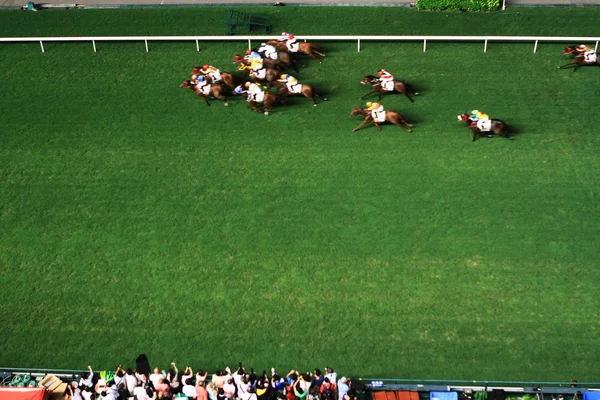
190 67 242 87
275 81 327 106
232 55 281 85
267 40 325 63
350 107 412 132
233 84 278 114
360 75 418 102
457 113 511 142
180 80 228 106
558 45 599 71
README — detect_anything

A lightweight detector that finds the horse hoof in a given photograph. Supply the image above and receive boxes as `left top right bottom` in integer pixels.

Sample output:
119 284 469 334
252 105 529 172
224 103 229 107
314 104 318 107
264 111 269 116
323 98 328 101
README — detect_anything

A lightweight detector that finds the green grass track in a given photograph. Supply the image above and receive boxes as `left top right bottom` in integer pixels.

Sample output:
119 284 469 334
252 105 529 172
0 6 599 381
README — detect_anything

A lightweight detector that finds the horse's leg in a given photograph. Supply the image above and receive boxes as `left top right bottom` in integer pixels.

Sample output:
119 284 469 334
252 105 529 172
471 129 478 142
393 116 412 132
304 88 318 106
352 119 372 132
304 49 322 64
360 89 378 100
197 93 210 106
405 92 414 103
558 62 577 69
213 89 228 106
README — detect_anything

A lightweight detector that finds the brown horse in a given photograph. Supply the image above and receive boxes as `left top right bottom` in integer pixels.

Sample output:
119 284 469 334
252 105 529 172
350 107 412 132
180 80 228 106
233 84 278 114
457 113 511 142
360 75 418 102
267 40 325 63
275 81 327 106
558 45 599 72
258 49 297 69
232 55 281 85
190 67 242 87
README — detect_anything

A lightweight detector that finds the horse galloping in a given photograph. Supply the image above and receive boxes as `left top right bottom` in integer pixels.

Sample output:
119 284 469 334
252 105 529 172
558 45 599 72
276 81 327 106
180 80 228 106
457 113 511 142
350 107 412 132
233 85 278 114
267 40 325 63
190 67 242 87
232 55 281 85
360 75 418 102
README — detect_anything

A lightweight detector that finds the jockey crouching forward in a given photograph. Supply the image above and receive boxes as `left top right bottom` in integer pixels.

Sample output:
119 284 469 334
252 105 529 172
377 69 394 91
244 82 265 102
191 75 210 94
470 109 491 131
258 42 278 60
576 44 597 63
199 64 222 83
366 101 385 122
286 33 299 53
277 74 301 93
250 57 267 80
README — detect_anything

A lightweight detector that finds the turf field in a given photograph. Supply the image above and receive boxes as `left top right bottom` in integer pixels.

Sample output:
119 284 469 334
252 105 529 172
0 7 599 381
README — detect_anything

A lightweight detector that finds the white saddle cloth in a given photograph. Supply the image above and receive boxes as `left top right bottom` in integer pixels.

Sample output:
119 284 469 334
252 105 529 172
371 110 386 123
382 80 394 91
248 91 265 103
198 84 211 96
477 119 492 132
252 69 266 79
288 83 302 94
584 51 597 63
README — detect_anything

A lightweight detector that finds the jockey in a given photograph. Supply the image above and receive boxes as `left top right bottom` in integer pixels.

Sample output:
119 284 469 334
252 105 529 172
244 81 264 102
286 33 298 52
576 44 596 63
244 49 262 62
377 69 394 91
191 74 208 88
469 109 489 123
258 42 278 60
250 56 266 80
277 74 301 93
366 101 384 121
199 64 222 83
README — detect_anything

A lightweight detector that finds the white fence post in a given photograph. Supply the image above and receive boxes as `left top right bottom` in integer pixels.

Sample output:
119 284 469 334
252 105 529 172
533 40 538 53
196 39 199 52
357 39 361 53
423 39 427 52
93 40 97 53
484 39 488 53
144 39 148 53
39 40 45 53
595 41 599 52
247 39 251 50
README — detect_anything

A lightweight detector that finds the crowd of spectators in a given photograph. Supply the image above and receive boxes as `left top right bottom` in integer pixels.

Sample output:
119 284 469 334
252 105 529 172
64 364 359 400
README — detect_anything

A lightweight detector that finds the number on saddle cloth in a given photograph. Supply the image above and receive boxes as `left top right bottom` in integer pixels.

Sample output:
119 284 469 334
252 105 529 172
199 84 211 96
585 52 597 63
289 43 299 52
288 83 302 94
253 91 265 103
253 69 266 79
477 119 492 132
371 111 386 123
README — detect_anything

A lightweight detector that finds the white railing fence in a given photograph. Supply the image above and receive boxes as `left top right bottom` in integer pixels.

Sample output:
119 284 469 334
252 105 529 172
0 35 598 54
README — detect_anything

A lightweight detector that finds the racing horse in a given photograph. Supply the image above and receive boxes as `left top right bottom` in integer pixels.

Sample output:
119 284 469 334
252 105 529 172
457 113 511 142
350 107 412 132
267 40 325 63
558 45 599 71
190 67 243 87
275 81 327 106
233 85 278 114
180 80 228 106
232 55 281 86
360 75 419 102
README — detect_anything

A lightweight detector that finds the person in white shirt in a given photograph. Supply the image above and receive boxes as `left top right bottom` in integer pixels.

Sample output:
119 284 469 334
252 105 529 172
125 369 138 395
324 368 337 388
79 365 94 388
150 367 165 389
182 378 198 399
114 365 125 387
336 377 349 400
133 381 150 400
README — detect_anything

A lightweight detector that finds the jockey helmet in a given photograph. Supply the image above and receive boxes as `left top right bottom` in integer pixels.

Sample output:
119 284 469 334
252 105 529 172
197 76 205 82
191 74 198 80
366 102 373 107
288 34 295 39
471 110 479 116
246 50 252 55
576 44 587 52
261 43 266 46
377 70 384 77
244 81 251 87
202 64 209 70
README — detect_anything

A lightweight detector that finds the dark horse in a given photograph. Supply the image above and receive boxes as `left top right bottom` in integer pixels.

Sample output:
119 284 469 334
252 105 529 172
180 80 228 106
233 85 278 114
457 113 511 142
558 45 599 72
232 55 281 86
360 75 419 102
190 67 242 87
267 40 326 63
350 107 412 132
275 81 327 106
